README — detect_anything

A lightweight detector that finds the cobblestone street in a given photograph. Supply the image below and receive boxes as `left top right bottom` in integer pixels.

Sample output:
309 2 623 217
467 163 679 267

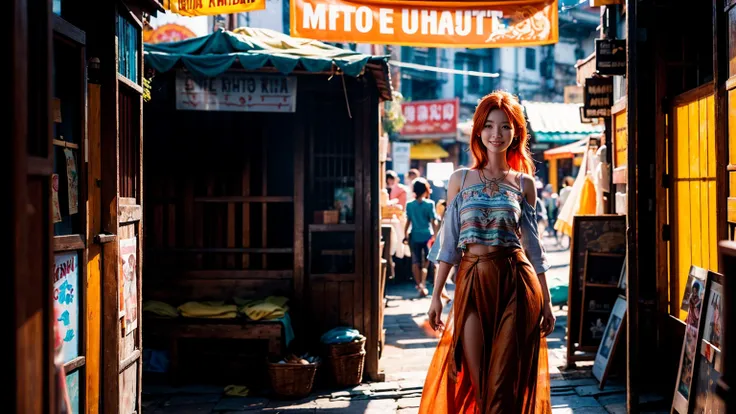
142 238 667 413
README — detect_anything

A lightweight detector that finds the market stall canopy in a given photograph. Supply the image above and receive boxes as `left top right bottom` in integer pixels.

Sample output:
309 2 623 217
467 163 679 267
411 141 449 160
523 102 603 144
144 27 392 101
543 137 590 160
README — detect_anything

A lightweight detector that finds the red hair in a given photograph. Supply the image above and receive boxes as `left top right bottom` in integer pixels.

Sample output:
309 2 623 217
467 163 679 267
469 91 534 175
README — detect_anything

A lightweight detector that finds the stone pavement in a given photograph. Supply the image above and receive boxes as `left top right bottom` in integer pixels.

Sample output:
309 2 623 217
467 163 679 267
142 237 668 413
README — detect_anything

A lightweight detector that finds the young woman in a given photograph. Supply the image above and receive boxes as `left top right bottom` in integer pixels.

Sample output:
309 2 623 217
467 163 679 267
404 178 438 297
419 91 555 413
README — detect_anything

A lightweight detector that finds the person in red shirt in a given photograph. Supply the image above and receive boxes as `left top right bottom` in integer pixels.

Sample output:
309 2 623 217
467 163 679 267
386 170 409 210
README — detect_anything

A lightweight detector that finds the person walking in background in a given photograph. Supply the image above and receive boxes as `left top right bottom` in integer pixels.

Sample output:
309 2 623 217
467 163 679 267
406 168 420 202
386 170 409 210
421 90 554 413
542 184 559 243
404 178 439 298
556 176 574 249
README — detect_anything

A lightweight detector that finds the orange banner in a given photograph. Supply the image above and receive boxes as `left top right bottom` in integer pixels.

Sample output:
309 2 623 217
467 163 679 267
290 0 558 48
163 0 265 17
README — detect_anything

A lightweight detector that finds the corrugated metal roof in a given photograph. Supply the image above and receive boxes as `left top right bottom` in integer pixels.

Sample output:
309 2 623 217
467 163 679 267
523 102 604 134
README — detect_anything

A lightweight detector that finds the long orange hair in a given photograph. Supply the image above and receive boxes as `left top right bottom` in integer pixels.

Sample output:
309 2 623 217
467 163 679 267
469 91 534 175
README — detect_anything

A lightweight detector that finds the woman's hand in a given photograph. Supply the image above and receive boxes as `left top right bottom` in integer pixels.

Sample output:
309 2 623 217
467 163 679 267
428 297 445 332
540 301 556 337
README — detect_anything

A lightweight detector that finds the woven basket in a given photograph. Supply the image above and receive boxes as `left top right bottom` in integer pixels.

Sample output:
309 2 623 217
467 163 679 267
330 350 366 387
327 337 366 358
267 362 319 399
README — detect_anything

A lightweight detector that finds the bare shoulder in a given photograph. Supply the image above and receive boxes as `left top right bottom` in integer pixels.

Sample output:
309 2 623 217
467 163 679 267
518 172 537 204
446 168 467 200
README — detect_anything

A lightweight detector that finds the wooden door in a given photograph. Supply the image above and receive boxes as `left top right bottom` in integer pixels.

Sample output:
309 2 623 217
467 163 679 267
101 5 145 413
670 87 719 320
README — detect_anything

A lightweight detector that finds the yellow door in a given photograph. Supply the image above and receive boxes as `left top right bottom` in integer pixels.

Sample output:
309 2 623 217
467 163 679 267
671 93 718 320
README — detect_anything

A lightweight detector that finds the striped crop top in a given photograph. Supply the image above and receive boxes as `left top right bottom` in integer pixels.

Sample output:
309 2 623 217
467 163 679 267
428 169 550 274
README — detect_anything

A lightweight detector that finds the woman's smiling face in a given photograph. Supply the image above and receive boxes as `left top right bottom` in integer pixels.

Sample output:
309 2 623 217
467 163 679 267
480 108 515 154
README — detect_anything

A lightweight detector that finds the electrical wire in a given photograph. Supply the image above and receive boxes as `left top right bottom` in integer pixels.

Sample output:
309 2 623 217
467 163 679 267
388 60 500 78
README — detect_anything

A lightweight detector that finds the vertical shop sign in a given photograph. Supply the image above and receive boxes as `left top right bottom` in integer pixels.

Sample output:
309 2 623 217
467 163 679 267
583 77 613 118
392 142 411 176
54 252 79 363
120 237 138 335
595 39 626 76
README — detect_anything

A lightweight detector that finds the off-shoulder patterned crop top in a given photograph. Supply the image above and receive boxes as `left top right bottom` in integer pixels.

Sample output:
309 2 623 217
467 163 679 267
457 172 524 249
428 168 550 274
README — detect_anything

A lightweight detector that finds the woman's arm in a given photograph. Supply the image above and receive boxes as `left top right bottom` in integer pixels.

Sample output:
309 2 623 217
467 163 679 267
521 174 555 336
427 170 463 329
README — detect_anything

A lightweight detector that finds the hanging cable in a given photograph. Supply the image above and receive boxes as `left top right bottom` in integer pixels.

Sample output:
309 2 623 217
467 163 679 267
388 60 500 78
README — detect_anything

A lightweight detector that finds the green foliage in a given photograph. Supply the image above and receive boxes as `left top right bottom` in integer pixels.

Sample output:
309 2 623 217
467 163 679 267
143 76 152 102
382 91 406 138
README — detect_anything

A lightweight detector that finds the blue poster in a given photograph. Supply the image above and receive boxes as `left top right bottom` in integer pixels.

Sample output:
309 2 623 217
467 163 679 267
54 253 79 364
66 370 80 414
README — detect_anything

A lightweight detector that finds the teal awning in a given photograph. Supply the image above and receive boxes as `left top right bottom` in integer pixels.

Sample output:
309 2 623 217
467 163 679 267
144 27 392 100
534 132 593 144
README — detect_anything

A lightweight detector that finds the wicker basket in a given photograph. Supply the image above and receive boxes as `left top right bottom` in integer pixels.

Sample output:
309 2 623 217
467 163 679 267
327 337 366 358
267 362 319 399
329 350 366 387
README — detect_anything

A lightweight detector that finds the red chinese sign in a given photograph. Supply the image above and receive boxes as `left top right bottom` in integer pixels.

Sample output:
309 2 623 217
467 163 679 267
400 98 459 138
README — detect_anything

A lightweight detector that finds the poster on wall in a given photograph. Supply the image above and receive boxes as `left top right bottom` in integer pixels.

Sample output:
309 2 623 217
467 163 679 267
52 174 62 223
54 252 79 364
63 148 79 215
691 271 726 413
119 237 138 335
672 265 708 413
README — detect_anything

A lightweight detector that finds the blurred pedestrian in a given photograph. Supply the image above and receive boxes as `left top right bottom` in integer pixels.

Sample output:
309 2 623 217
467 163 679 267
404 178 438 298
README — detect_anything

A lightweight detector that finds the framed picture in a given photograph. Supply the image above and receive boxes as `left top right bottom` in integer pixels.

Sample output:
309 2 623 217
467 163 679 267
680 266 708 313
592 294 626 389
672 265 709 413
689 270 726 413
567 215 627 365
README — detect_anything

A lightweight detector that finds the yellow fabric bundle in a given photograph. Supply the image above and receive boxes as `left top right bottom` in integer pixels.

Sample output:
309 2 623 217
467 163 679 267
240 296 290 321
143 300 179 318
178 301 238 319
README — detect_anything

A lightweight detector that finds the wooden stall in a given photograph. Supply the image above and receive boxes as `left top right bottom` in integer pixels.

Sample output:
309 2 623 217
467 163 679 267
142 28 392 383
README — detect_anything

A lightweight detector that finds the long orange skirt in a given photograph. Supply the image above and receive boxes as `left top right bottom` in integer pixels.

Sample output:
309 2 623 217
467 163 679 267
419 248 552 414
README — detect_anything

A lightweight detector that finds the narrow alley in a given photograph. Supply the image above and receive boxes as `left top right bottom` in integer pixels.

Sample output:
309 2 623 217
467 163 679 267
141 237 664 413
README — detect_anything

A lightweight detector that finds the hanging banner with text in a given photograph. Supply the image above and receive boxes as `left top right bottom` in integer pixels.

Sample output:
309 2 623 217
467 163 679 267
175 70 297 113
290 0 559 48
163 0 265 17
400 98 459 138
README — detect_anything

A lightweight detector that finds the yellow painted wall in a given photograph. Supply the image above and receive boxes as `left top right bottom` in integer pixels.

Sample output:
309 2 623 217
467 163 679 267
673 95 717 321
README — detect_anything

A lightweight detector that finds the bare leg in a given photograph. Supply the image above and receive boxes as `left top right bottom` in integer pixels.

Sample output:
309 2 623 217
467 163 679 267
412 264 427 296
463 311 483 405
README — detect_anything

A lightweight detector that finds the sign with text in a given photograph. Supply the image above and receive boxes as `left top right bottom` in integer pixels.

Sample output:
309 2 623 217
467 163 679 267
163 0 265 17
291 0 559 48
54 253 79 364
400 98 459 138
595 38 626 76
176 70 297 113
583 77 613 118
392 142 411 175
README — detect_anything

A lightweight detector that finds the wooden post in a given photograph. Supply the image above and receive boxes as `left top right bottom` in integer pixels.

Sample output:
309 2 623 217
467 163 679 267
625 0 640 411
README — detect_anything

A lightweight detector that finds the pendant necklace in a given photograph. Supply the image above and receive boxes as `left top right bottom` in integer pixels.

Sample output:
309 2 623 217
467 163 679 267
479 168 510 196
